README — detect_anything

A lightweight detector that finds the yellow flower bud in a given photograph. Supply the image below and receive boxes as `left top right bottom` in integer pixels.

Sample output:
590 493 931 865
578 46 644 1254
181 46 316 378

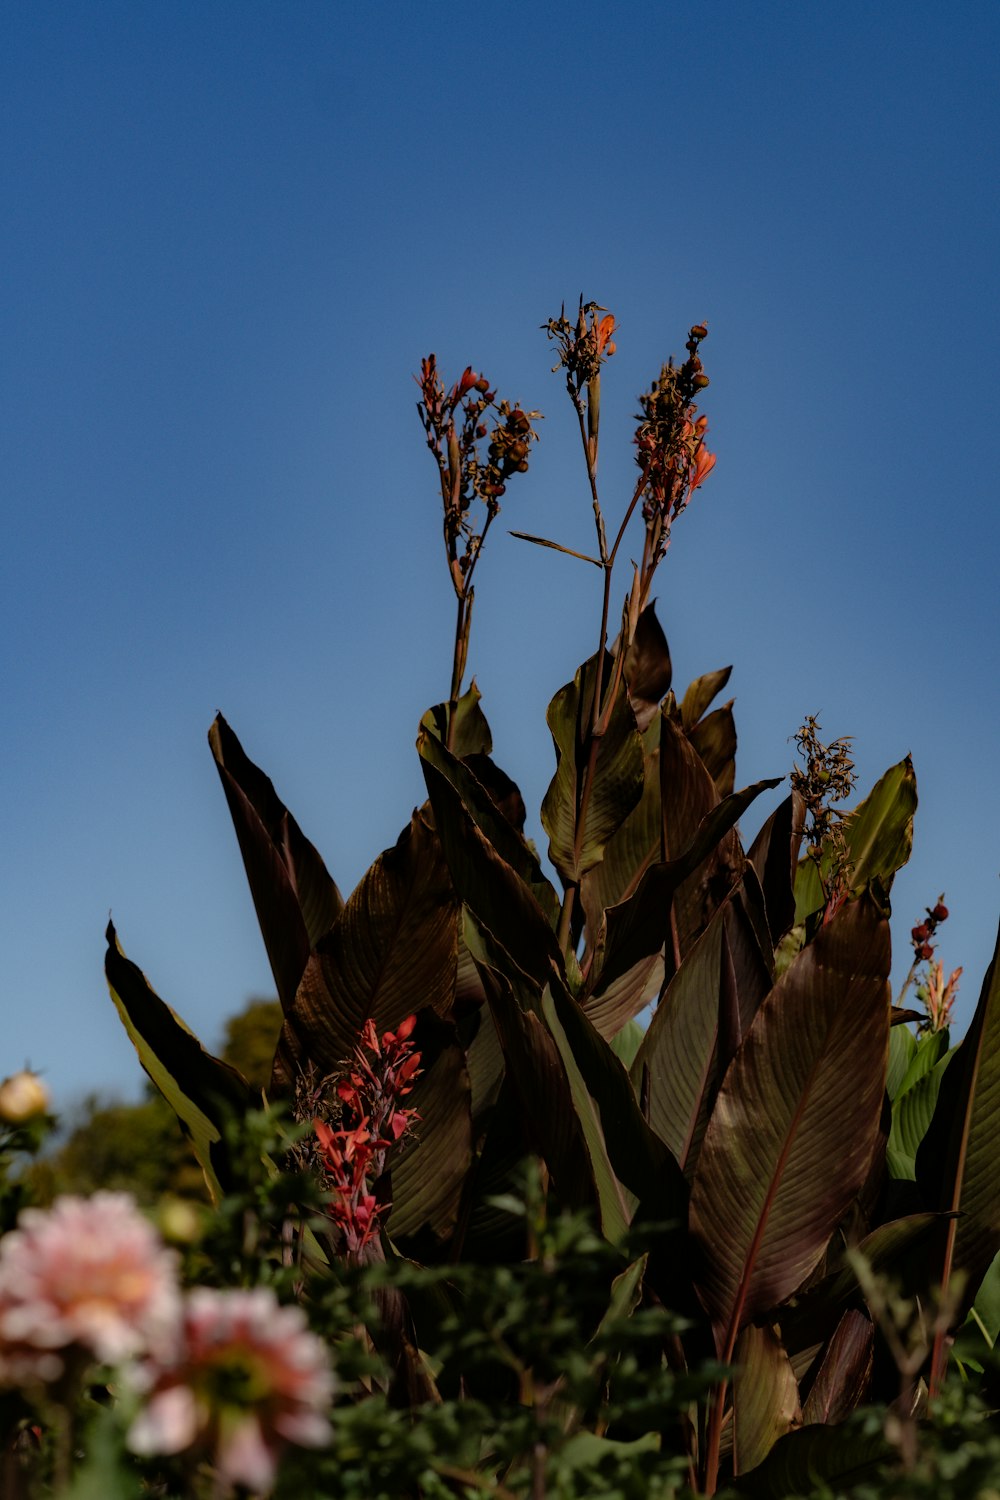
0 1070 50 1124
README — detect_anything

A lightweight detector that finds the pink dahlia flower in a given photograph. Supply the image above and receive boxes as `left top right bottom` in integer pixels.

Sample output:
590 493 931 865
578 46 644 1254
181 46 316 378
0 1192 179 1384
127 1286 333 1493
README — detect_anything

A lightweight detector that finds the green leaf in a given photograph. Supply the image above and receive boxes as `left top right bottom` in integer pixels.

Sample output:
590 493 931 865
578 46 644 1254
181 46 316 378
274 808 459 1083
680 666 733 730
104 922 253 1204
794 756 917 923
419 679 493 758
609 1018 645 1069
541 652 645 885
886 1025 918 1102
887 1044 953 1181
690 893 891 1359
209 714 344 1013
732 1323 800 1475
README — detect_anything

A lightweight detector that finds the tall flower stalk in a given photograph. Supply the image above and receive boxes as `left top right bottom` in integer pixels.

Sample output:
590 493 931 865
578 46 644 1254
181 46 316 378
417 358 540 749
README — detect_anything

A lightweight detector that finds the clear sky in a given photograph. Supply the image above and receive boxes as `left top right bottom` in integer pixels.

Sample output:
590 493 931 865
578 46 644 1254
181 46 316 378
4 2 999 1108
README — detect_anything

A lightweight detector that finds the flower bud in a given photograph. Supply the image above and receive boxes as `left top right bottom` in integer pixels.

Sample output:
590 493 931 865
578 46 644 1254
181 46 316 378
920 943 934 961
690 323 708 340
933 903 949 922
0 1070 50 1124
692 373 710 390
475 378 490 393
912 924 930 942
509 409 531 434
506 439 528 464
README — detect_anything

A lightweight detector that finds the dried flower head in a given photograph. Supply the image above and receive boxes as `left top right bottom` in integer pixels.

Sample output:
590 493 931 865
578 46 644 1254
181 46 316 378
542 298 617 400
0 1193 179 1385
634 324 716 563
127 1286 333 1494
416 354 541 599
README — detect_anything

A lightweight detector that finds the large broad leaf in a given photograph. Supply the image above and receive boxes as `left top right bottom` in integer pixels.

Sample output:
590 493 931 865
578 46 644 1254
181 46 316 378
801 1308 873 1425
733 1421 888 1498
542 975 687 1235
209 714 343 1013
420 746 562 989
747 792 804 952
794 757 917 923
419 679 493 757
732 1323 800 1476
589 771 780 999
633 889 769 1182
623 602 672 731
541 651 645 885
463 914 598 1216
680 666 733 730
887 1031 953 1180
689 702 737 797
273 808 459 1084
385 1030 472 1245
418 728 559 926
917 914 1000 1370
580 717 662 957
104 923 253 1203
689 894 891 1360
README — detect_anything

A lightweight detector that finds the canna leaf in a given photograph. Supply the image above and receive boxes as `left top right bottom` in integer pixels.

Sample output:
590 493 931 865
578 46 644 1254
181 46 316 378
634 889 770 1182
418 728 558 925
733 1421 888 1497
464 913 598 1216
541 652 645 885
386 1033 472 1243
419 679 493 758
623 602 672 732
747 792 805 952
580 717 662 959
800 1308 873 1425
732 1323 801 1476
273 808 459 1085
209 714 344 1014
918 914 1000 1332
689 702 737 797
104 922 253 1203
591 771 781 999
680 666 733 731
690 893 891 1359
542 974 687 1236
420 743 562 987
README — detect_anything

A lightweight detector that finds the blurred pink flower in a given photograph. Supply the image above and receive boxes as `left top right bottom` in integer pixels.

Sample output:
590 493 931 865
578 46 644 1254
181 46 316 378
0 1192 179 1384
127 1286 333 1493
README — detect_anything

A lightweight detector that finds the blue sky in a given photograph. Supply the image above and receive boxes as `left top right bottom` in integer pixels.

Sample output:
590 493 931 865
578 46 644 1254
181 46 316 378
4 2 999 1107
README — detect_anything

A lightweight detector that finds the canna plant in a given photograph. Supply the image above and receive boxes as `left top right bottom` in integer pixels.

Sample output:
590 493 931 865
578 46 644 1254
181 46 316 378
104 299 1000 1496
